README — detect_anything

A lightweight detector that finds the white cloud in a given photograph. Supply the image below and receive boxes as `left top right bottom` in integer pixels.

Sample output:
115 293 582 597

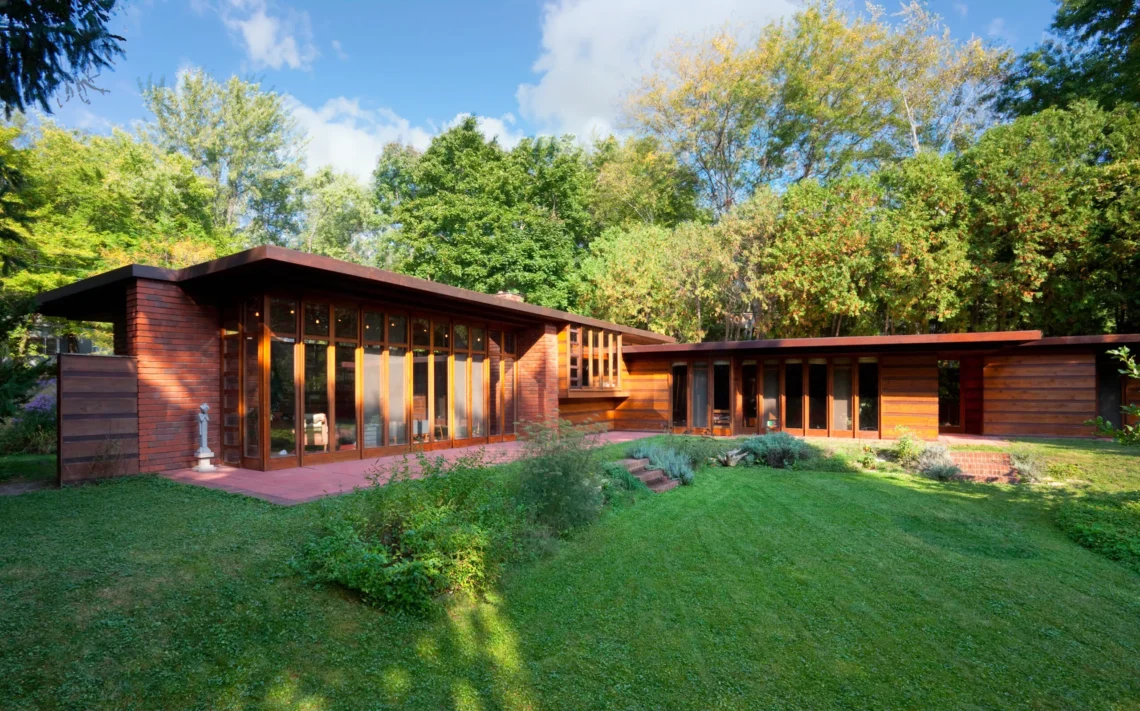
986 16 1014 44
445 112 527 149
516 0 794 140
219 0 318 70
953 3 968 18
331 39 348 61
288 96 434 182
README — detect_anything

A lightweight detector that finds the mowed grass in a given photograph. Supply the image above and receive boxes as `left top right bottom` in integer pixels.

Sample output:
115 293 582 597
2 441 1140 710
0 453 55 484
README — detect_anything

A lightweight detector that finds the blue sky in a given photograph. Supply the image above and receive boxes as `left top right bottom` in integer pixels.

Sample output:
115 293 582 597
51 0 1060 181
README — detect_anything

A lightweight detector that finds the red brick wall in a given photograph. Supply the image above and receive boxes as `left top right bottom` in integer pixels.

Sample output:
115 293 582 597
125 279 220 472
517 324 559 427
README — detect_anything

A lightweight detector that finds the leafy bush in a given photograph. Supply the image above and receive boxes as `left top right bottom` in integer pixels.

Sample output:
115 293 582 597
298 450 531 613
858 445 878 470
517 420 606 535
648 446 695 483
0 397 56 455
627 441 654 460
664 435 731 467
740 431 814 468
1056 492 1140 573
1085 347 1140 445
601 461 650 495
1010 450 1045 482
891 427 925 469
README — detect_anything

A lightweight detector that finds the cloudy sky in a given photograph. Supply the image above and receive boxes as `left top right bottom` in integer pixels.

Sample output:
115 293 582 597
53 0 1057 182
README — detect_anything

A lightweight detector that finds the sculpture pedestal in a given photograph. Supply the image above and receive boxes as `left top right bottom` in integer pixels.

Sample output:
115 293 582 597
193 447 216 472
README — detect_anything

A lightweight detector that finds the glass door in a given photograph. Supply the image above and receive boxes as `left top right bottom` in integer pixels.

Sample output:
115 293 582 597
857 358 880 437
761 360 780 432
938 360 963 433
712 360 732 435
692 362 710 433
742 361 758 432
671 363 688 431
832 358 853 436
807 359 828 436
783 360 805 435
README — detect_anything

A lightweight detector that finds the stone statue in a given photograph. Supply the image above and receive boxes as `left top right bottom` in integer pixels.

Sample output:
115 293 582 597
193 403 216 472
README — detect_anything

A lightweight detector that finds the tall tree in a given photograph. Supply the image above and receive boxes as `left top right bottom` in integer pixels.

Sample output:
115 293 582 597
371 142 421 218
999 0 1140 116
393 117 593 309
299 167 387 265
0 126 34 273
0 0 125 117
588 135 705 228
142 70 306 246
626 1 1008 215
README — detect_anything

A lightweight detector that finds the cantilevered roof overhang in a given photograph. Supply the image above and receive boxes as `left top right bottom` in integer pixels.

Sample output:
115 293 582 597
623 331 1049 357
36 246 675 346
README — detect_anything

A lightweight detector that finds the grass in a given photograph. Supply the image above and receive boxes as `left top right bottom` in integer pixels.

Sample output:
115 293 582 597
0 453 55 484
1 438 1139 709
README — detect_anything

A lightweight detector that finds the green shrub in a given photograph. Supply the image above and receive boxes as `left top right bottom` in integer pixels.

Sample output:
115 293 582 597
298 450 532 614
1010 450 1045 482
891 428 925 469
600 461 650 503
664 435 731 467
627 441 654 460
517 420 605 535
648 446 695 483
1056 492 1140 573
0 402 56 455
916 444 961 480
858 445 878 470
740 432 814 468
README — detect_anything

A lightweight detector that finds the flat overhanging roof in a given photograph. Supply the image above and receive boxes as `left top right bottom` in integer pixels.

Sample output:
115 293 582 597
623 331 1051 356
36 246 675 345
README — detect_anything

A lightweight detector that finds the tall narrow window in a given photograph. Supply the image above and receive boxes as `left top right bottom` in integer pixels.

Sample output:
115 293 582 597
713 361 731 428
303 340 329 453
742 361 758 429
762 360 780 431
672 363 688 428
243 299 261 459
269 338 296 458
434 350 450 441
334 306 358 340
785 361 804 429
503 356 516 435
222 308 241 464
833 359 852 431
304 303 329 337
808 360 828 430
692 362 710 429
489 331 502 436
938 360 962 429
389 315 408 345
335 343 357 450
472 354 486 437
454 353 469 439
858 359 879 432
363 345 382 448
412 349 429 442
569 327 580 387
389 346 407 445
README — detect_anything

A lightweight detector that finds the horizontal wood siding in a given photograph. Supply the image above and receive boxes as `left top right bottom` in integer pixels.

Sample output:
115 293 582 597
57 354 140 484
881 356 939 439
983 354 1096 437
962 356 984 435
558 398 614 428
613 359 670 432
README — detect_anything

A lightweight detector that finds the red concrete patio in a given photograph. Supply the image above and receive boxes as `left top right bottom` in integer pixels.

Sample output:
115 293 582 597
162 430 659 505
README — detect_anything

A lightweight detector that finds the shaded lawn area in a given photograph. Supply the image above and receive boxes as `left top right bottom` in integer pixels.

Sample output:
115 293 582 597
1 442 1140 709
0 453 55 484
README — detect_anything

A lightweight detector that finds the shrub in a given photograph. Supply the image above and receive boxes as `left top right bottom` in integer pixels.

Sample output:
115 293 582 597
664 435 731 467
648 446 695 483
915 444 961 480
0 399 56 455
627 441 654 460
891 427 925 469
858 445 878 470
1010 450 1045 482
517 420 605 535
740 431 814 468
601 461 650 498
298 450 531 613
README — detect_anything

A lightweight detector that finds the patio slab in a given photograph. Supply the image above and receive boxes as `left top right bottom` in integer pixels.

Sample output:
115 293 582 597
163 430 659 505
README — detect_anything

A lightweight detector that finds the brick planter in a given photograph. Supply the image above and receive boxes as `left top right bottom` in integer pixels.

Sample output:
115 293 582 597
949 451 1019 484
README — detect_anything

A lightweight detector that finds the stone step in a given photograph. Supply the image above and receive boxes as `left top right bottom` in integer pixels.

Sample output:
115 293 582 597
949 451 1019 484
635 468 668 487
650 478 680 493
619 458 650 474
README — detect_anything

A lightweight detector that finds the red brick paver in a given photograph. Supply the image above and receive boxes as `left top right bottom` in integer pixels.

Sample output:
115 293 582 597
162 431 659 505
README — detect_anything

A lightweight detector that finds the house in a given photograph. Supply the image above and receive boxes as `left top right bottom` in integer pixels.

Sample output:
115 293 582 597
37 246 1140 481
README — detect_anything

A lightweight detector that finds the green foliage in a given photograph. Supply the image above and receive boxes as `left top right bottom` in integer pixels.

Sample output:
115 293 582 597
143 69 305 247
391 117 594 309
628 435 725 483
1056 492 1140 573
0 400 55 455
648 447 694 483
858 445 878 470
0 0 125 117
299 166 388 264
916 444 961 481
588 135 704 228
891 428 925 469
600 461 651 503
517 420 605 534
999 0 1140 116
664 435 732 467
740 432 816 469
1010 450 1046 482
299 450 532 613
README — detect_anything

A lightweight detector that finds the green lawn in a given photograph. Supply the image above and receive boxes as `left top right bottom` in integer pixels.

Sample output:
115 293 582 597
2 439 1139 710
0 453 55 484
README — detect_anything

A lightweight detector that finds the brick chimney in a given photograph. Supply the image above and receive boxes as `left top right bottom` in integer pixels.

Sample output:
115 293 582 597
496 291 525 303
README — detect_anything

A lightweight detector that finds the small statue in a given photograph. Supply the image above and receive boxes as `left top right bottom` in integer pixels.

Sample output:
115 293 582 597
193 403 216 472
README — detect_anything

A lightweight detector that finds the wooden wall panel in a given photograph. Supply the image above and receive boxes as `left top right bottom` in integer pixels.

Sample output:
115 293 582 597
983 354 1096 437
962 356 984 435
613 359 670 432
558 398 614 428
57 354 140 484
881 355 939 439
